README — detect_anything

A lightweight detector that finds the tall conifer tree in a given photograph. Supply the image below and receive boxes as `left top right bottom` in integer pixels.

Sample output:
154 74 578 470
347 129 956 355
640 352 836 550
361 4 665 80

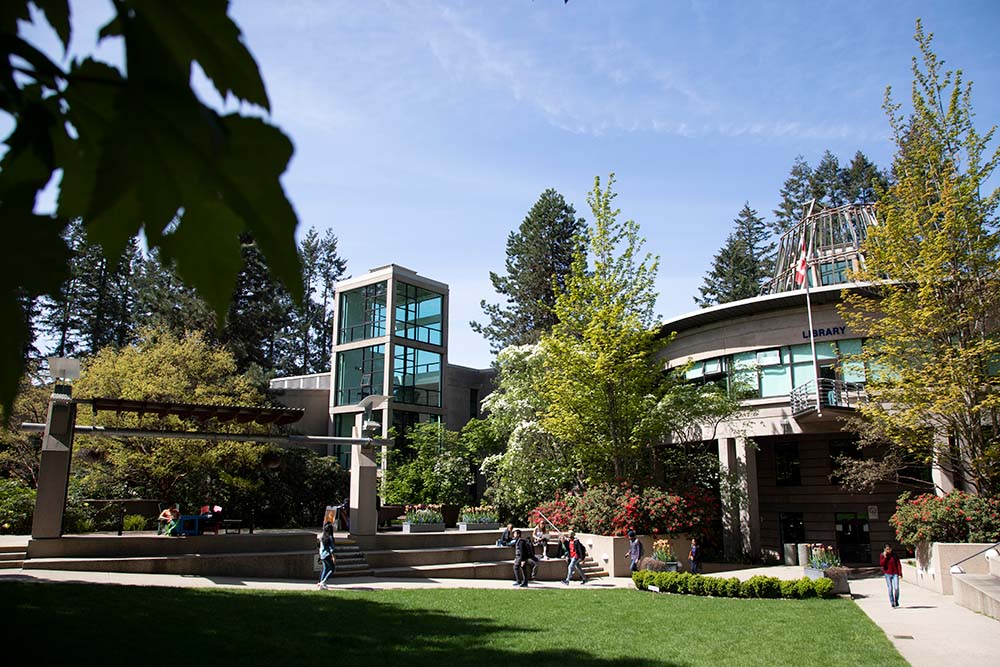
696 203 773 307
472 189 585 352
771 156 813 237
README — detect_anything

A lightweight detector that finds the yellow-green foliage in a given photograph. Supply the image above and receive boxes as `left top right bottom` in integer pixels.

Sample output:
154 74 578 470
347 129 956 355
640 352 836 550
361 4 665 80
839 21 1000 495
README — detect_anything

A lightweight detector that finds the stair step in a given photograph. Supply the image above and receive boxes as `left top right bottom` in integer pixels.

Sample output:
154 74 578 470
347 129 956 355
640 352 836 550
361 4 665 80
0 552 27 562
0 560 24 569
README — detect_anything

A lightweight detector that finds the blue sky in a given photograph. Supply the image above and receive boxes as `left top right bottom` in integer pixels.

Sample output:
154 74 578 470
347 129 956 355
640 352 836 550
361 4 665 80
15 1 1000 370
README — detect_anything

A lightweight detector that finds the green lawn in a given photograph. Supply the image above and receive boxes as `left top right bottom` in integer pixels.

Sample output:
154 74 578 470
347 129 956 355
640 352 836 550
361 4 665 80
4 582 905 666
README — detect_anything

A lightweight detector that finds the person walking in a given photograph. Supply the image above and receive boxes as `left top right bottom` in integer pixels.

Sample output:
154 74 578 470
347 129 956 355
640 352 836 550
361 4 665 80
880 543 902 608
512 529 537 587
688 538 701 574
625 530 643 573
561 531 588 585
316 521 336 589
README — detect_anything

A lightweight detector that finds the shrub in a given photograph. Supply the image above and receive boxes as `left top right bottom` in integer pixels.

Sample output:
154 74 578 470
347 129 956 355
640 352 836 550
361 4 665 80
123 514 148 531
740 575 782 599
813 577 835 598
0 478 35 534
632 571 836 600
890 491 1000 549
796 577 818 599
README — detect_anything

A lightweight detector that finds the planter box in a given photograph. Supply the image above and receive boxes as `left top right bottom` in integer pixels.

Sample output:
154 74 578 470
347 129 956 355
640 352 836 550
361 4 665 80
457 522 499 531
803 567 850 594
402 522 445 533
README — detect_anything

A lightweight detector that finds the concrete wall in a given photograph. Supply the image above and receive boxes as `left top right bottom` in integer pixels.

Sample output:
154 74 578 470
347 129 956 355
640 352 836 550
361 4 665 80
906 542 995 595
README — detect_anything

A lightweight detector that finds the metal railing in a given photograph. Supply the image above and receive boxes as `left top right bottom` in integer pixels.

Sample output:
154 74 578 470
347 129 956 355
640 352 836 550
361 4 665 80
949 540 1000 574
790 378 865 415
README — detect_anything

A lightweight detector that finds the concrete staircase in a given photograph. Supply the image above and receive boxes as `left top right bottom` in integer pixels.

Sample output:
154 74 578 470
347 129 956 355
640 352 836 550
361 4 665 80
331 540 372 577
366 531 608 581
0 543 26 569
952 548 1000 621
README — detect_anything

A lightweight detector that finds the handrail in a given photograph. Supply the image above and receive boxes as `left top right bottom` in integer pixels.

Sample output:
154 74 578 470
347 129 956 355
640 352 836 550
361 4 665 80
534 510 564 535
949 540 1000 574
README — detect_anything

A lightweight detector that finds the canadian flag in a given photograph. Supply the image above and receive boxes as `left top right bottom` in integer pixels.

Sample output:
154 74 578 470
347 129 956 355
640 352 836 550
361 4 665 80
794 236 808 287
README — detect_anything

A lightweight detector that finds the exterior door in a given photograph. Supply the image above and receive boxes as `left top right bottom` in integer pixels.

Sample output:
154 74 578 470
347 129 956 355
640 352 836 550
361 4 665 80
835 512 871 564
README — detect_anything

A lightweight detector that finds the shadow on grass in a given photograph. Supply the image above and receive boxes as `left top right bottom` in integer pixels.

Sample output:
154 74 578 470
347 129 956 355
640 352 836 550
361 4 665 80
3 581 680 667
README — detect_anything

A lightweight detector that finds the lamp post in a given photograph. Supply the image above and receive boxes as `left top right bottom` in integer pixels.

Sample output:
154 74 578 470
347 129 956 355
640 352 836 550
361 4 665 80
31 358 80 539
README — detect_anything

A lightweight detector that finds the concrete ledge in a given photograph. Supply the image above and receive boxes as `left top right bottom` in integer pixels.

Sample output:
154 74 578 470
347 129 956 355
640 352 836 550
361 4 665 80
23 550 317 579
952 573 1000 621
26 531 316 559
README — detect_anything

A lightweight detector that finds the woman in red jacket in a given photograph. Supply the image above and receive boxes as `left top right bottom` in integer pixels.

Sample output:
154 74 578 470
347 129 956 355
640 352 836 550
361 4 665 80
880 543 902 608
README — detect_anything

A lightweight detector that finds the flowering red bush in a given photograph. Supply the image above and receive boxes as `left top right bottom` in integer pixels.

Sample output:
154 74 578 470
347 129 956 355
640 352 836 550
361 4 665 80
890 491 1000 548
528 482 719 541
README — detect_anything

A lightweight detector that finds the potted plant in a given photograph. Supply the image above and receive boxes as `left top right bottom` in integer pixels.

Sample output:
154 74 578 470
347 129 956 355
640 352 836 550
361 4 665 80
803 544 850 594
401 504 446 533
457 505 499 531
644 538 680 572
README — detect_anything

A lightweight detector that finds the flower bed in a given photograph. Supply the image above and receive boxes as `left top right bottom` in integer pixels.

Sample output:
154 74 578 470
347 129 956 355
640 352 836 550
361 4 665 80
633 571 836 599
890 491 1000 548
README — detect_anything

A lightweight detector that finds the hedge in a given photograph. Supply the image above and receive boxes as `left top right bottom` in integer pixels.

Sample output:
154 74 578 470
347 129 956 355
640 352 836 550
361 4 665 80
632 570 836 599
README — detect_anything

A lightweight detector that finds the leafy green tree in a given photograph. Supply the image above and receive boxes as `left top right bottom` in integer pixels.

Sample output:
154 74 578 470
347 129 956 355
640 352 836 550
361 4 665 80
695 203 773 307
772 155 813 236
472 189 585 352
838 21 1000 495
0 364 50 487
382 422 472 506
1 1 302 415
479 345 578 520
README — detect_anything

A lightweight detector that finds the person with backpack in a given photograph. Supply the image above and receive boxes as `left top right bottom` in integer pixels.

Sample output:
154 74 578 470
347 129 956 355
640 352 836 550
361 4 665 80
561 531 588 585
512 529 537 587
316 521 336 589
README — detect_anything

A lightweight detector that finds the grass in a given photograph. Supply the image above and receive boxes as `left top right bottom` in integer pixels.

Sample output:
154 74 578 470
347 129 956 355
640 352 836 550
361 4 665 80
3 582 906 666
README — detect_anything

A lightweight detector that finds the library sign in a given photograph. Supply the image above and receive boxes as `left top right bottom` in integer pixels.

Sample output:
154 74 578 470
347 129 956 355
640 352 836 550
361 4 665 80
802 325 847 339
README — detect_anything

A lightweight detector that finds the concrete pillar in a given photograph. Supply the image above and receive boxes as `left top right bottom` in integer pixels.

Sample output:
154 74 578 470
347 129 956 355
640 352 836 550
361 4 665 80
931 432 956 495
31 389 77 539
349 413 378 538
717 436 760 560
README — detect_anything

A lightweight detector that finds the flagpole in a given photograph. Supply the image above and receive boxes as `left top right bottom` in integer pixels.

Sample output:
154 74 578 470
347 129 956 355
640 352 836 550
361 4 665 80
796 200 822 417
803 260 822 417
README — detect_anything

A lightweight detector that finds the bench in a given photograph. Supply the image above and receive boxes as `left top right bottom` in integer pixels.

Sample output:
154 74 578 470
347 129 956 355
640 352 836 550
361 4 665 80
222 519 243 534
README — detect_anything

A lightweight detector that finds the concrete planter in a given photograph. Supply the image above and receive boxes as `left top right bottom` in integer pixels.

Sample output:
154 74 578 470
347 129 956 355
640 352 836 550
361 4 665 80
402 522 445 533
803 566 850 594
457 522 499 531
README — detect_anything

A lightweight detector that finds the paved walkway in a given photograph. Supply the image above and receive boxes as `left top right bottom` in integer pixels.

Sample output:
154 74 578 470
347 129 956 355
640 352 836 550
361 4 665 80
2 540 997 666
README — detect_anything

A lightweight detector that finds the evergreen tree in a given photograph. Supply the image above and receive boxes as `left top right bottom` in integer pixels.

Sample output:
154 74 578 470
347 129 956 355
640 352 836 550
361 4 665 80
472 189 585 352
695 203 773 307
843 150 888 204
292 227 347 375
221 235 295 375
38 219 139 357
132 249 218 340
810 150 848 207
771 155 813 237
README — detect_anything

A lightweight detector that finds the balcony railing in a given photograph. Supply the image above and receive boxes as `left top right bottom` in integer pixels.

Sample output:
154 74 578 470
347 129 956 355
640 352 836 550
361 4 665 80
790 378 865 415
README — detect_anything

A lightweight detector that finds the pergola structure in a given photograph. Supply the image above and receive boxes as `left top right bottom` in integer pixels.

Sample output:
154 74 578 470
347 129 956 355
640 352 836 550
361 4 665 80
25 388 388 541
763 201 877 295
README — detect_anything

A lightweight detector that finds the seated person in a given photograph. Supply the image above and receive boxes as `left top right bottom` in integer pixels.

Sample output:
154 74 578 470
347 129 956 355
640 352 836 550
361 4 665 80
496 523 515 547
532 521 549 559
199 504 223 534
159 505 180 536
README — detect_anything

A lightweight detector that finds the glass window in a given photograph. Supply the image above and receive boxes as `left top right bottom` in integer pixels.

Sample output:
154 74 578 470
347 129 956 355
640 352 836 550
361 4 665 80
775 444 801 486
392 345 442 407
338 282 387 343
761 364 792 397
829 439 861 485
391 410 440 457
819 260 850 286
394 282 443 346
334 345 385 406
837 339 866 383
731 352 759 397
756 349 782 366
685 361 704 381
